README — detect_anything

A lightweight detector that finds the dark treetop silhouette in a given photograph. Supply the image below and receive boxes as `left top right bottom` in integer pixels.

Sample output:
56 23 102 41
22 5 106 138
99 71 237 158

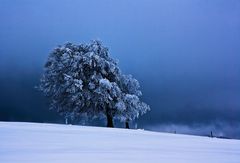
39 40 150 128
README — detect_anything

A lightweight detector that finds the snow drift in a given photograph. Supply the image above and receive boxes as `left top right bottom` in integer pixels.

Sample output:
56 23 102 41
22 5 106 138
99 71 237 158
0 122 239 163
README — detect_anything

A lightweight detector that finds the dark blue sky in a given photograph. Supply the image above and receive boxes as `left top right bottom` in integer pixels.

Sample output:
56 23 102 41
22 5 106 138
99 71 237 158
0 0 240 138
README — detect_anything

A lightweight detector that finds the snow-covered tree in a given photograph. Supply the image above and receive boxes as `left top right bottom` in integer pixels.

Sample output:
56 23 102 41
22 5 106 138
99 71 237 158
39 40 150 128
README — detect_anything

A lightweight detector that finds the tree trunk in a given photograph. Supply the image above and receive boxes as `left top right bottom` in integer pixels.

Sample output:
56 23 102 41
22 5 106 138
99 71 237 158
125 121 130 129
106 112 114 128
210 131 213 138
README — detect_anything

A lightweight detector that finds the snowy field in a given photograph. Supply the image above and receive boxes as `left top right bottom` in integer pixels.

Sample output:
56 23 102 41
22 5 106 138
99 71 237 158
0 122 239 163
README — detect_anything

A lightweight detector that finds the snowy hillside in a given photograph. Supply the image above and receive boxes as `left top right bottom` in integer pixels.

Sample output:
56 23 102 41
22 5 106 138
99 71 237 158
0 122 239 163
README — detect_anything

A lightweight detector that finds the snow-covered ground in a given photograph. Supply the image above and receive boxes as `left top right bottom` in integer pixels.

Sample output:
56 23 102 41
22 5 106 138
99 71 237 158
0 122 239 163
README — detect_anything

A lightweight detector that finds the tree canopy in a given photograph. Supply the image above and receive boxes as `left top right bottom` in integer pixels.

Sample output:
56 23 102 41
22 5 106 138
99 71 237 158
39 40 150 127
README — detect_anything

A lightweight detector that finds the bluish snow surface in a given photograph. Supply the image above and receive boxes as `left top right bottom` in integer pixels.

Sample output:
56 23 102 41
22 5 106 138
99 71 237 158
0 122 239 163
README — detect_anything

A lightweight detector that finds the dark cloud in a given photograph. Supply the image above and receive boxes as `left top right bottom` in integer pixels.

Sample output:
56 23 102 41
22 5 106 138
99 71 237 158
0 0 240 138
